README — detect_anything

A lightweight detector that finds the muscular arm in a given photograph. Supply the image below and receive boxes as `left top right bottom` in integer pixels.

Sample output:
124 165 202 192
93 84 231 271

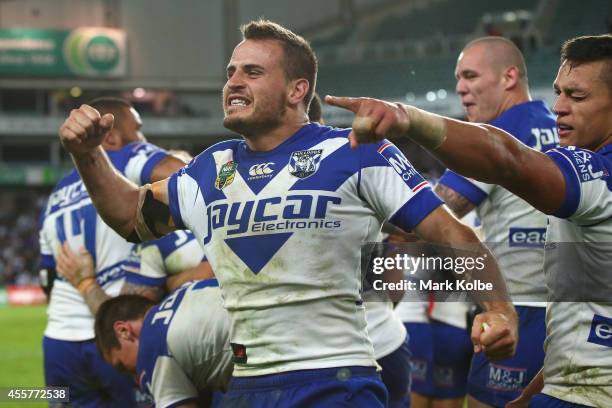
150 155 187 183
325 96 566 215
423 116 565 215
434 183 476 219
80 284 111 315
413 206 518 360
71 147 141 238
75 277 164 315
120 282 165 302
59 105 184 240
413 206 512 305
166 261 215 292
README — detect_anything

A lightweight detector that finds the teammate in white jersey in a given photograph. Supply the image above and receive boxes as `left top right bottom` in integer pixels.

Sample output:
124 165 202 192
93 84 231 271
58 20 517 407
54 229 211 314
93 280 233 408
39 97 185 407
435 37 554 408
327 34 612 408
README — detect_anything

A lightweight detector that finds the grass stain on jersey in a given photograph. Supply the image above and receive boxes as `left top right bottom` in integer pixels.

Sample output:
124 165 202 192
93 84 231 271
557 365 612 404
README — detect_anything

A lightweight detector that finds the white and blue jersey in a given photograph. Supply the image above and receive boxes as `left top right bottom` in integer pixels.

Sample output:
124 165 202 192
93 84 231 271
439 101 557 304
167 123 443 376
541 145 612 407
39 142 169 341
123 230 206 289
137 279 233 408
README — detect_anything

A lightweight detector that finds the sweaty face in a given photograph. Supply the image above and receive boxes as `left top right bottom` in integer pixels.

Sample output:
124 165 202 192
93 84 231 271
222 39 289 137
455 45 507 123
553 60 612 151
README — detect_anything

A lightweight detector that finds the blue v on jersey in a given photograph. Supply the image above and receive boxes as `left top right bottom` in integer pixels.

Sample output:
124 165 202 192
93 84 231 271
39 142 170 341
167 123 443 376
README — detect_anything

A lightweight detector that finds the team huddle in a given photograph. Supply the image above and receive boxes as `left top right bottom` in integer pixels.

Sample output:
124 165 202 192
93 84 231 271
39 18 612 408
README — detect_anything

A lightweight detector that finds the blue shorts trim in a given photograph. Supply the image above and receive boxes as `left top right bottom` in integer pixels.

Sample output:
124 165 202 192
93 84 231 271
221 366 387 408
468 306 546 407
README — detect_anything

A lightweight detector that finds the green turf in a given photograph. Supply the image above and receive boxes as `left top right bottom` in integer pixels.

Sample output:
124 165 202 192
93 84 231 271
0 305 47 407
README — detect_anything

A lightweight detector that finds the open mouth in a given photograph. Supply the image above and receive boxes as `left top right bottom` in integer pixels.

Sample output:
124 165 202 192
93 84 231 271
227 96 251 108
557 123 574 136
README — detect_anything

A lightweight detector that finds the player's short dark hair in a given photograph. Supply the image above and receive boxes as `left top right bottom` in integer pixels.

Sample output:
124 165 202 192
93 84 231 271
308 93 323 123
94 295 156 356
561 34 612 91
241 19 318 108
87 96 133 124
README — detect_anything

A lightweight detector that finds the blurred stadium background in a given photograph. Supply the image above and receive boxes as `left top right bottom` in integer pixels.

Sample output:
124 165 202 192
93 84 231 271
0 0 608 397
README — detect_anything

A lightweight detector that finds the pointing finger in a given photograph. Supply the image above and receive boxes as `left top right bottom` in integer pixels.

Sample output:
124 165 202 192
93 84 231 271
325 95 362 113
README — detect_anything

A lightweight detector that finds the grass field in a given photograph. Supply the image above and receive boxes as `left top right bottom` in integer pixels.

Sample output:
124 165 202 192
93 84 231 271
0 305 46 408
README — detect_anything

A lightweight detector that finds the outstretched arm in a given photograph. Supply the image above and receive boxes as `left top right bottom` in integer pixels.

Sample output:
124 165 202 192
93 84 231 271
325 96 566 215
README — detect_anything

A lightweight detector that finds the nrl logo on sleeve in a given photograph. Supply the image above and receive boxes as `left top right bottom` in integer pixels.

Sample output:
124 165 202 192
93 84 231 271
288 149 323 179
215 160 238 190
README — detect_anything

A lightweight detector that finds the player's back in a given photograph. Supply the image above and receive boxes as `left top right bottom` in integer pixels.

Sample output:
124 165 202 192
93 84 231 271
137 279 232 406
40 142 169 340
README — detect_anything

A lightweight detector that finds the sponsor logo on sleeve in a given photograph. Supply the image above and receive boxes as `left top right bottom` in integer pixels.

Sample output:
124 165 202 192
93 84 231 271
568 149 609 182
377 142 427 190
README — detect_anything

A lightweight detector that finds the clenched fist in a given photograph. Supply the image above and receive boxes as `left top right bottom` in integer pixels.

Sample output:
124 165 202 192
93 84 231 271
59 104 114 156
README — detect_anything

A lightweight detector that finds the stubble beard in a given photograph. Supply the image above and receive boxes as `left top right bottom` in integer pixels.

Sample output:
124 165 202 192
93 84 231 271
223 94 287 138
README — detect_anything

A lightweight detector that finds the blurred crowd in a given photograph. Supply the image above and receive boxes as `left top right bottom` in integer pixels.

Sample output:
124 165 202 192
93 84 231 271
0 190 49 286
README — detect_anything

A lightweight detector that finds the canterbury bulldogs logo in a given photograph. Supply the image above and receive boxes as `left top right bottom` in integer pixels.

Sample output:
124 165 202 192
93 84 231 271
288 149 322 179
248 162 275 179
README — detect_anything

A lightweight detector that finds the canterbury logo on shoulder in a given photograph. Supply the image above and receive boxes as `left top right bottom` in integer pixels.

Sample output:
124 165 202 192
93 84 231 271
249 162 274 177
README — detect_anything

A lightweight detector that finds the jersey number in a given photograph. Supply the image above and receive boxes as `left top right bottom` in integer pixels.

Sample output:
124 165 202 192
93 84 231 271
55 203 97 262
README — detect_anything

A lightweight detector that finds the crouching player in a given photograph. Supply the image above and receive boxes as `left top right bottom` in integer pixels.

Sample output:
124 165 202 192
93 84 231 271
94 280 233 408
